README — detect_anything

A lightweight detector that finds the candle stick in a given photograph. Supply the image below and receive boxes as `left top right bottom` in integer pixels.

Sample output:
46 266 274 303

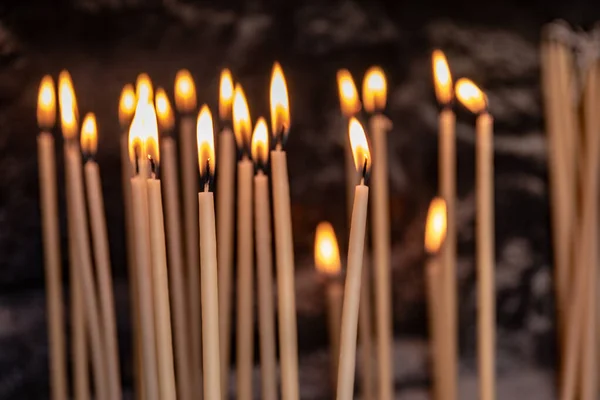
36 76 68 400
363 66 393 400
175 70 203 393
232 83 255 400
252 118 278 400
314 222 344 394
456 79 496 400
336 118 371 400
58 71 108 400
217 69 236 399
196 105 222 400
269 62 300 400
156 88 193 400
81 114 122 400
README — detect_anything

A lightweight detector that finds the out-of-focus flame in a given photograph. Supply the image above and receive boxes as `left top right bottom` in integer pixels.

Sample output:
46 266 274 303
37 75 56 130
119 84 136 128
80 113 98 156
269 62 290 141
336 69 361 117
348 117 371 176
155 88 175 132
432 50 453 105
219 69 234 121
362 66 387 113
232 84 252 150
251 117 269 166
136 73 154 104
175 69 197 113
197 104 215 180
455 78 487 114
58 70 79 140
424 197 447 254
314 221 341 275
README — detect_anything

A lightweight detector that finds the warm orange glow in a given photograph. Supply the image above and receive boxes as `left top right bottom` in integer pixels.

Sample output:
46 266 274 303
197 105 216 179
455 78 487 114
269 62 290 140
128 100 159 166
80 113 98 156
145 103 160 166
175 69 197 113
314 222 341 275
136 73 154 104
348 117 371 175
219 69 234 121
155 88 175 132
425 197 447 254
37 75 56 130
432 50 453 105
58 70 79 140
336 69 361 117
362 66 387 113
251 117 269 166
119 84 136 128
232 84 252 150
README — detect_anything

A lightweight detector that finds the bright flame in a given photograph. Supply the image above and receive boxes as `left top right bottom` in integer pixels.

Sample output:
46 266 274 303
128 101 159 165
219 69 234 121
80 113 98 156
251 117 269 165
232 84 252 149
348 117 371 175
425 197 447 254
197 105 216 179
432 50 453 105
155 88 175 132
37 75 56 129
362 66 387 113
58 70 79 140
455 78 487 114
314 222 341 275
336 69 361 117
136 73 154 104
119 84 136 128
145 103 160 166
175 69 197 113
269 62 290 139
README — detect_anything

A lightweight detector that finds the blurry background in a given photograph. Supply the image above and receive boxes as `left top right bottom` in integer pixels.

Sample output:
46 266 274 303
2 0 600 398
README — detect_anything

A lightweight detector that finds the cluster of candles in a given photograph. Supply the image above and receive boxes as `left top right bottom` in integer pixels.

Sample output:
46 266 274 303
36 50 497 400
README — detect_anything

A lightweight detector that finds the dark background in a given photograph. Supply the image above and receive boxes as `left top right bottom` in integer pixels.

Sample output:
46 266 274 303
2 0 599 398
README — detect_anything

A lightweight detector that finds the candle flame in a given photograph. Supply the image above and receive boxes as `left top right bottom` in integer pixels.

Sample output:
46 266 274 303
219 69 234 121
455 78 487 114
432 50 453 105
128 101 159 166
197 104 216 179
314 222 341 275
136 73 154 104
348 117 371 176
80 113 98 156
425 197 447 254
175 69 197 113
336 69 361 117
155 88 175 132
232 84 252 150
251 117 269 166
58 70 79 140
145 103 160 166
37 75 56 130
269 62 290 141
362 66 387 113
119 84 136 128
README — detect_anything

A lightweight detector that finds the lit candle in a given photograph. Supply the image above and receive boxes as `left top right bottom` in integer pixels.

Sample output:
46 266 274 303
232 83 255 400
196 105 221 400
314 222 343 394
424 197 448 400
431 49 458 400
156 88 193 400
59 71 108 400
363 66 393 400
336 118 371 400
175 70 202 393
81 113 122 400
456 78 496 400
217 69 236 399
36 75 68 400
269 62 299 400
252 118 278 400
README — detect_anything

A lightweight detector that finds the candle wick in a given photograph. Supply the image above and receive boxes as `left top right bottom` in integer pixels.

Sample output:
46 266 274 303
362 158 368 179
148 155 157 179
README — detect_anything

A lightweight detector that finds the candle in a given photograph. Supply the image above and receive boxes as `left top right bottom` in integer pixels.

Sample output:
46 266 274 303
314 222 344 393
217 69 236 399
363 66 393 400
424 198 448 400
431 49 458 400
81 114 122 400
252 118 278 400
128 100 160 400
156 88 193 400
269 62 299 400
232 83 255 400
58 71 108 400
36 76 68 400
336 117 371 400
456 79 496 400
196 105 222 400
175 70 202 392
